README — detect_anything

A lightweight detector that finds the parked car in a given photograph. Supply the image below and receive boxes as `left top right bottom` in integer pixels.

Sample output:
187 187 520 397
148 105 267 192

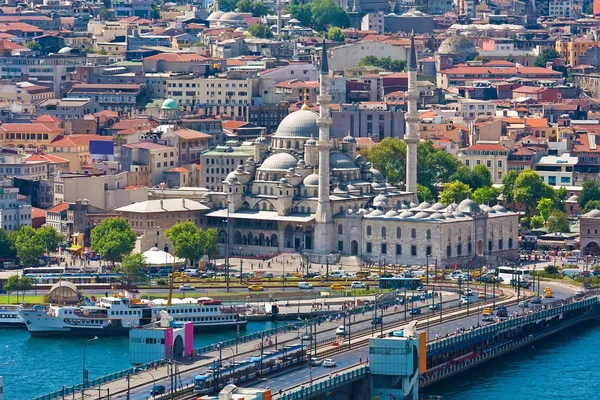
530 296 542 305
298 282 314 290
179 284 195 291
410 308 422 315
429 303 441 311
150 385 166 396
323 359 337 367
248 285 264 292
330 284 345 291
335 325 346 335
350 281 366 289
301 333 313 341
309 357 323 366
371 316 382 325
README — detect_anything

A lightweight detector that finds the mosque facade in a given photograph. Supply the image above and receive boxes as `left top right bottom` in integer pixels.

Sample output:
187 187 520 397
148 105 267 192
197 38 519 267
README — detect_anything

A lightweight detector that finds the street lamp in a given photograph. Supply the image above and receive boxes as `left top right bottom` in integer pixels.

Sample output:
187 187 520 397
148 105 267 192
82 336 98 399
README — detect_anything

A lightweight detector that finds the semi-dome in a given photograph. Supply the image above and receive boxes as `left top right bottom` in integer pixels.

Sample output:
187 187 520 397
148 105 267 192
259 152 298 170
373 194 388 207
584 209 600 218
457 198 481 214
330 152 357 169
400 211 414 218
385 210 399 217
274 109 319 138
492 204 507 212
161 98 178 110
438 35 478 57
220 11 243 21
370 167 385 181
430 212 445 219
207 10 224 20
430 202 446 211
58 46 73 54
303 173 319 186
414 211 430 219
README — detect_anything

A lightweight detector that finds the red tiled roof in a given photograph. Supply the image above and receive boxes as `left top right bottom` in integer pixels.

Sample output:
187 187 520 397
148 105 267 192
46 202 70 213
0 123 62 133
144 53 209 62
34 115 61 123
94 110 119 117
513 86 546 94
31 207 46 219
0 39 25 50
222 121 247 129
0 22 43 33
167 167 189 173
440 66 562 77
51 134 112 147
26 153 69 163
524 118 549 128
465 142 508 151
276 79 320 88
173 128 211 139
573 132 600 153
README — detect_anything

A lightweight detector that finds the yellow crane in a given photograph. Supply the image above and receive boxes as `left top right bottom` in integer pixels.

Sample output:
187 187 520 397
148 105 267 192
167 272 188 306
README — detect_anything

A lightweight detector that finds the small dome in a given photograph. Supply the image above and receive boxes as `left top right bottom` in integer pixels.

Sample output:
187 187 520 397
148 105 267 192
305 136 317 145
220 11 243 21
347 184 358 191
207 10 225 20
355 154 366 164
430 202 446 211
330 152 357 170
333 186 348 196
161 98 178 110
438 35 478 56
457 198 481 214
400 211 414 218
287 167 296 173
453 211 465 217
279 177 289 185
342 134 357 144
303 173 319 186
259 152 298 170
58 46 73 54
234 26 246 32
275 109 319 138
492 204 507 212
370 167 385 181
584 209 600 218
567 195 579 202
288 18 300 24
370 209 384 216
443 212 455 218
255 134 268 144
357 208 369 215
430 212 445 219
297 159 306 167
417 201 432 210
400 203 408 210
373 194 388 207
385 210 399 217
409 202 418 208
447 204 455 212
371 182 382 189
414 211 430 219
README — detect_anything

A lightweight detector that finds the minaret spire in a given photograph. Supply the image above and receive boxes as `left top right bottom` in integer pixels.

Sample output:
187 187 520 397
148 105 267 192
405 31 419 202
314 40 334 255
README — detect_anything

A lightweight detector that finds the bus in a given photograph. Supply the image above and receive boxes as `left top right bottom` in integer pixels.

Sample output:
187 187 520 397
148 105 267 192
378 277 422 291
496 266 530 286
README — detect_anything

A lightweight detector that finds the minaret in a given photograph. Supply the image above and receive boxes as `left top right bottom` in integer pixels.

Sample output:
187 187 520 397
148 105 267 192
276 0 282 37
405 32 419 202
314 41 334 255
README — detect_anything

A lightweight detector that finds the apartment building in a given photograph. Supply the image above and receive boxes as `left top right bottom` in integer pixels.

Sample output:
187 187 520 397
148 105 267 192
458 142 509 183
0 179 32 231
120 142 179 186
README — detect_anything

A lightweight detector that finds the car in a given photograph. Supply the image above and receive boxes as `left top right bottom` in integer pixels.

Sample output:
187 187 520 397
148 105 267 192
335 325 346 335
345 272 356 278
150 385 166 396
410 308 422 315
482 312 495 322
301 333 313 341
496 305 508 318
482 307 493 314
460 296 469 305
518 300 529 308
429 303 441 311
0 288 6 294
371 316 383 325
330 284 345 291
381 272 394 278
323 359 337 367
179 284 195 291
543 287 552 294
545 290 554 298
462 275 473 282
478 292 486 299
463 288 473 296
309 357 323 366
298 282 314 290
530 296 542 304
248 285 264 291
350 281 366 289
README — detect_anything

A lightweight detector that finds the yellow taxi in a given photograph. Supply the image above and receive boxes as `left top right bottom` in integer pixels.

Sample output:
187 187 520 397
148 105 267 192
291 272 303 278
330 284 345 291
470 271 482 279
543 287 552 294
478 292 486 299
544 290 554 298
248 285 264 292
482 307 492 315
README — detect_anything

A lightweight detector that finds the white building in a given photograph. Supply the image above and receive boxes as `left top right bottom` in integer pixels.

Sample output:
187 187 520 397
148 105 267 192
361 12 385 35
327 42 409 72
259 63 319 83
455 99 496 121
0 179 32 231
535 153 578 187
548 0 582 18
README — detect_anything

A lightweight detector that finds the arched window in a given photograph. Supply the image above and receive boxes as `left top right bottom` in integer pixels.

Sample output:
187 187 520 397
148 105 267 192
270 204 275 211
295 141 299 149
301 206 305 213
338 224 343 234
307 207 310 213
270 187 274 195
258 187 261 194
382 227 386 238
426 229 431 240
304 190 307 196
367 226 372 236
509 221 513 232
262 203 267 210
411 228 416 239
397 227 401 238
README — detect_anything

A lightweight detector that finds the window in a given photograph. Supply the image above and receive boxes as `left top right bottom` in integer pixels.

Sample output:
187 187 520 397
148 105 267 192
486 160 492 168
468 242 472 254
396 227 401 238
411 245 417 256
367 225 372 236
338 224 343 234
508 238 513 248
488 240 493 252
396 244 401 255
499 239 503 250
457 244 462 255
497 160 502 168
411 228 416 239
366 242 372 253
426 229 431 240
338 241 343 252
381 243 387 254
381 227 386 238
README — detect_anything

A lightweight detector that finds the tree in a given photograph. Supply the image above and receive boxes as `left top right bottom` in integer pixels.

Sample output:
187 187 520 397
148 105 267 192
470 165 493 190
90 217 136 264
118 253 147 288
506 54 516 63
0 228 16 259
204 228 220 263
286 2 312 28
534 48 560 67
98 9 114 21
327 27 345 42
555 186 568 211
536 198 555 223
237 0 252 12
248 24 273 38
27 40 41 52
501 170 518 206
310 0 349 31
415 5 426 12
440 181 472 205
12 226 45 267
165 221 205 266
585 2 593 14
358 55 406 72
473 56 490 63
3 275 32 303
473 186 498 205
150 3 161 19
547 210 570 233
513 170 546 211
37 226 62 262
219 0 238 11
417 184 434 203
583 199 600 213
250 0 269 16
578 180 600 210
544 265 559 275
530 215 545 229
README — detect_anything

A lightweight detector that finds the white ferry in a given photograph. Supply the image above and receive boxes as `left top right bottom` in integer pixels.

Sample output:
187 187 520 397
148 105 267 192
0 305 26 328
19 294 247 337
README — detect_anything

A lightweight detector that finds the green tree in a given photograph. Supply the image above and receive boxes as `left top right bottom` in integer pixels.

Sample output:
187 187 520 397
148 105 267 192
578 180 600 210
417 184 434 203
98 9 114 20
90 217 136 264
506 54 516 63
585 2 593 14
12 226 45 267
3 275 32 303
358 55 406 72
248 23 274 38
286 2 312 28
237 0 252 12
0 228 16 259
583 199 600 213
547 210 570 233
530 215 545 229
415 5 426 12
37 225 62 263
501 170 518 206
544 265 559 275
513 170 546 212
150 3 161 19
219 0 238 11
473 186 498 205
118 253 147 288
310 0 349 31
204 228 220 263
470 165 493 190
536 197 555 223
27 40 41 52
327 27 345 42
534 48 560 67
439 181 472 205
555 186 568 211
473 55 490 63
165 221 206 266
250 0 269 16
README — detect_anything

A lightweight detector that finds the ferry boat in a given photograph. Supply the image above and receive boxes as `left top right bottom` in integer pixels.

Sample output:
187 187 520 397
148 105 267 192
19 293 247 337
0 305 26 328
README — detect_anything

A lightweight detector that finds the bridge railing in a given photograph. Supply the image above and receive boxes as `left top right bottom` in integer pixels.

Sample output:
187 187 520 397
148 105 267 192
276 365 369 400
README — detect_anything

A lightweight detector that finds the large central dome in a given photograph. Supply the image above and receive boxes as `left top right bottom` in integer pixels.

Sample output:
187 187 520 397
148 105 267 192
274 109 319 138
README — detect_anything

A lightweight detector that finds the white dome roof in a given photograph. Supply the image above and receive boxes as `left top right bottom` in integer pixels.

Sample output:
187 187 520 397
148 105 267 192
492 204 507 212
220 11 243 21
143 247 185 266
330 152 357 169
370 209 384 216
207 11 224 20
414 211 430 219
259 152 298 170
400 211 414 218
275 109 319 138
457 198 481 214
385 210 399 217
430 202 446 211
303 173 319 186
584 209 600 218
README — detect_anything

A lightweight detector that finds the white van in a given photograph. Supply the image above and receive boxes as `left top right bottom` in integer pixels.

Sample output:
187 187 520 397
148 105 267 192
183 269 198 277
298 282 313 289
330 270 346 278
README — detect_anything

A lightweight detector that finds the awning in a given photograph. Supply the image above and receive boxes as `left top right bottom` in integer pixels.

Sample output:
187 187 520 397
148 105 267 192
67 245 83 251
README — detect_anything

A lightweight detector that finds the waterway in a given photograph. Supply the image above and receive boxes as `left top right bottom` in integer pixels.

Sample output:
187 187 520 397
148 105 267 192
425 321 600 399
0 321 278 400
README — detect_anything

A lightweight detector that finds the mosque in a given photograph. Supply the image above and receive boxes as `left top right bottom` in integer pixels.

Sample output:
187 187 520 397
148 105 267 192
197 37 519 267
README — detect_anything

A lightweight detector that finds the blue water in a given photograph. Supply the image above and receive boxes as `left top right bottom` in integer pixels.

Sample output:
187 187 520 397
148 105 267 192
0 321 278 400
424 321 600 399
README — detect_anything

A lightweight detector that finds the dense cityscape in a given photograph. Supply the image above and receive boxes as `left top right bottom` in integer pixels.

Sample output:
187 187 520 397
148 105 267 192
1 0 600 399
